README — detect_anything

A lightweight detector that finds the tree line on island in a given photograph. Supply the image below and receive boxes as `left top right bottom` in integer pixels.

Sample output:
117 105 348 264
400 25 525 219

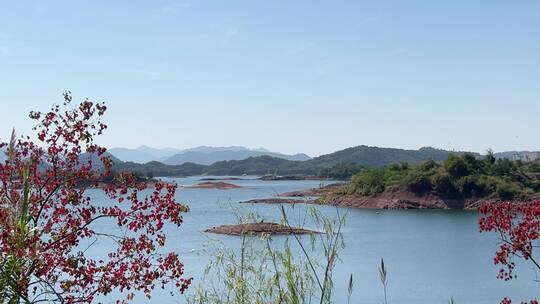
346 152 540 201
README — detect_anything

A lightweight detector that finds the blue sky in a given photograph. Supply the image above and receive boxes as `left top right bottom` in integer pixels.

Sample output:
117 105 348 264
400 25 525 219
0 1 538 156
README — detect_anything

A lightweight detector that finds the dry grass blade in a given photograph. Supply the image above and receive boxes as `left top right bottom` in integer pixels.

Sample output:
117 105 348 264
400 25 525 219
8 129 16 163
379 259 387 286
379 258 388 304
347 273 353 304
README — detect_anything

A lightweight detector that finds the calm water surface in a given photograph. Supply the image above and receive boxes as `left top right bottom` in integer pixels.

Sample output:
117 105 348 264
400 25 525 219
88 176 537 303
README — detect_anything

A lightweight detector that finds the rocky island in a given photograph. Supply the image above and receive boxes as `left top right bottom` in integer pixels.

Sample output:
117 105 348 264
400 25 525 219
259 175 326 181
199 177 244 181
186 181 242 189
241 198 316 205
251 153 540 210
205 222 319 236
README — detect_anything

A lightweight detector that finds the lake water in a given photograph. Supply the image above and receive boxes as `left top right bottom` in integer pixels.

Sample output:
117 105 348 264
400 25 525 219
87 176 537 303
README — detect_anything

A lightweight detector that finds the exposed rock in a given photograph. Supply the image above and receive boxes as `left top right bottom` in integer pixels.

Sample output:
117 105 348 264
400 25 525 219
279 183 496 210
279 183 345 197
318 189 488 210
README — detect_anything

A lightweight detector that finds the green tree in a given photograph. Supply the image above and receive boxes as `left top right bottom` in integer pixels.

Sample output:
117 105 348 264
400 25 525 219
443 155 470 179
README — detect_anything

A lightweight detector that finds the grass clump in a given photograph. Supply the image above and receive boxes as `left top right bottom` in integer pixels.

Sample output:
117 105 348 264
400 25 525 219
186 206 347 304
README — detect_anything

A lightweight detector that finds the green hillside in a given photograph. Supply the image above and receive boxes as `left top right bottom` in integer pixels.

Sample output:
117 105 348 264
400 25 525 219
347 152 540 201
112 145 471 177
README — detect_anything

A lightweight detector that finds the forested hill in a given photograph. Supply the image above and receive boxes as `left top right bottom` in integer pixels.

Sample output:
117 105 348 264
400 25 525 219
306 146 464 168
111 145 472 177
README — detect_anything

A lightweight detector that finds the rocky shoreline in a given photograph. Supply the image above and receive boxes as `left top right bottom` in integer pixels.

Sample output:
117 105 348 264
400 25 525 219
279 183 346 197
319 189 486 210
205 222 320 236
249 183 504 210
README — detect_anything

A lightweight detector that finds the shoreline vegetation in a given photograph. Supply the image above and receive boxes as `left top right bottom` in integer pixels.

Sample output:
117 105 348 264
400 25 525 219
244 153 540 210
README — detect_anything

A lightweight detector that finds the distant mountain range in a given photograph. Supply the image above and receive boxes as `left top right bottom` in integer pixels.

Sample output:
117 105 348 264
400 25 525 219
3 145 540 178
111 146 480 177
108 146 311 165
162 149 311 165
107 146 181 163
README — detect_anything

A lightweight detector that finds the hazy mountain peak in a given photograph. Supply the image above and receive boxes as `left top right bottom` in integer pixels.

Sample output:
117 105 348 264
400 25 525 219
183 146 250 153
254 147 270 152
109 145 311 164
109 146 180 163
162 146 311 165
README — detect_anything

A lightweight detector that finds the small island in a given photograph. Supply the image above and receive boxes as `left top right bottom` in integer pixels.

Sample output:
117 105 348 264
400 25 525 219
259 175 325 181
241 198 315 205
205 222 319 236
186 181 242 189
199 177 244 181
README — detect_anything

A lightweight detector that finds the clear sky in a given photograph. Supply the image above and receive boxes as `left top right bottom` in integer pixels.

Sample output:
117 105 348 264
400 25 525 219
0 1 538 157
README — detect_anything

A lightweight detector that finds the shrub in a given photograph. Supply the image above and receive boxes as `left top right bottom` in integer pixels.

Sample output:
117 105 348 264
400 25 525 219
456 175 488 197
351 169 388 195
406 173 433 195
527 161 540 173
443 155 470 178
495 181 522 200
319 163 364 180
419 159 439 172
492 158 516 177
432 172 459 198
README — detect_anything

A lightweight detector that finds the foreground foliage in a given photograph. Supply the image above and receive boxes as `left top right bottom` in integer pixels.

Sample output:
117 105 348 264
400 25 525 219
479 201 539 304
0 94 191 303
